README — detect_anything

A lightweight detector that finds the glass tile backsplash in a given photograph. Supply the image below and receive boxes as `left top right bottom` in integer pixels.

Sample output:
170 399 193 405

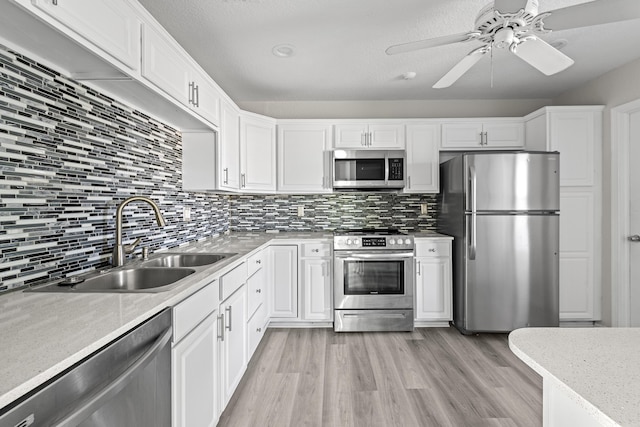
0 44 438 293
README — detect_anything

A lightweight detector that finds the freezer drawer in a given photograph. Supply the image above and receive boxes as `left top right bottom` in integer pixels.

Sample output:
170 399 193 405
455 214 559 333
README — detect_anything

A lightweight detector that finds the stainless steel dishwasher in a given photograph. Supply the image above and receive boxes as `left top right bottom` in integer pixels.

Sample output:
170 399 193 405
0 309 172 427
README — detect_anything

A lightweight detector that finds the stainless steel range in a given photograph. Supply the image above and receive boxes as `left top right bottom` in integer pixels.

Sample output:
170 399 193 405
333 229 414 332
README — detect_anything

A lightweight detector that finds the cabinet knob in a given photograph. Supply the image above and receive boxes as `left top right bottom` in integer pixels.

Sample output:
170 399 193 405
257 327 262 332
256 259 262 264
312 249 319 253
428 248 436 253
256 289 261 293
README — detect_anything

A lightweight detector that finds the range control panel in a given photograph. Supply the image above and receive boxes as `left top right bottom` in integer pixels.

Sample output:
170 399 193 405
334 235 414 250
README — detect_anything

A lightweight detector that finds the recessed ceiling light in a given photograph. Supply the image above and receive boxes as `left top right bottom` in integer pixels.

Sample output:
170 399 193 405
550 39 568 50
272 44 295 58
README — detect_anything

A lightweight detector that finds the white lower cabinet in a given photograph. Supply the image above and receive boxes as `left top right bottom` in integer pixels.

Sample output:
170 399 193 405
301 242 333 321
219 285 247 407
172 282 220 427
414 238 453 323
270 245 299 319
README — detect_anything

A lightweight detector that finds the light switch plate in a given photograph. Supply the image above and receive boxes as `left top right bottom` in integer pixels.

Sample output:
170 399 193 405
297 206 304 217
420 203 428 215
183 206 191 221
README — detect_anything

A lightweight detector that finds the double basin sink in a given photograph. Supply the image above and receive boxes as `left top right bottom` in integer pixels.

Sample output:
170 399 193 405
29 253 237 293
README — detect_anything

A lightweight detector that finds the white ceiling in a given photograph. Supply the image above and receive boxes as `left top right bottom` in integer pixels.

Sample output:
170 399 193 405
138 0 640 102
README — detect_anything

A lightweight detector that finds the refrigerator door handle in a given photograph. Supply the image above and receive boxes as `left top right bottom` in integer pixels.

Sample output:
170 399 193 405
469 165 477 260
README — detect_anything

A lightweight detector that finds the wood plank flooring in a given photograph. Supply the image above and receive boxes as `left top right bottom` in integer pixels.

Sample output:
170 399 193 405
218 327 542 427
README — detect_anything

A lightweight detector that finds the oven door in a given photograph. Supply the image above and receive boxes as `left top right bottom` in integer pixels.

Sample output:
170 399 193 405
334 251 414 310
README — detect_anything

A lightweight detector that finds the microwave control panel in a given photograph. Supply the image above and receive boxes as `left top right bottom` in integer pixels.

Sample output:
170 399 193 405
389 158 404 180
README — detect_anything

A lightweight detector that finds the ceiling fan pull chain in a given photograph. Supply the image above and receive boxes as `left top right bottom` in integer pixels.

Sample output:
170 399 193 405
490 43 494 88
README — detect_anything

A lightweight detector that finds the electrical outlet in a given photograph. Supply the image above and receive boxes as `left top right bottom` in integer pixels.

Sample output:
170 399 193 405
183 206 191 221
297 206 304 217
420 203 428 215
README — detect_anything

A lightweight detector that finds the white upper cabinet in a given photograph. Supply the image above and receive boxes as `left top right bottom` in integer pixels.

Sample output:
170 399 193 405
277 122 332 193
441 119 524 150
405 123 440 193
31 0 140 71
142 23 191 105
334 123 405 149
219 100 241 191
240 113 277 192
142 23 221 127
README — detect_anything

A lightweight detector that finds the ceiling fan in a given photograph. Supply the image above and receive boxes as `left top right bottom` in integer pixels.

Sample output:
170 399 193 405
386 0 640 88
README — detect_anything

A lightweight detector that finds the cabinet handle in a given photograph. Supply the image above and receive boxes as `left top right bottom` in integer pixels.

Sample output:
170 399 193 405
368 131 372 146
416 259 421 275
241 173 246 188
225 306 232 331
257 327 262 333
312 249 319 253
408 176 411 188
52 0 58 4
217 314 224 341
428 248 436 253
256 259 262 264
361 132 366 146
223 167 229 184
188 81 194 106
256 288 261 294
194 84 200 107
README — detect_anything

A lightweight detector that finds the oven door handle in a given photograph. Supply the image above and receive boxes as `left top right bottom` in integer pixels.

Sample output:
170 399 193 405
334 252 414 260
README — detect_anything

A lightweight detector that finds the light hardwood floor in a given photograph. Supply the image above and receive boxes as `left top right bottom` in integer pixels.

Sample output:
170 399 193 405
218 327 542 427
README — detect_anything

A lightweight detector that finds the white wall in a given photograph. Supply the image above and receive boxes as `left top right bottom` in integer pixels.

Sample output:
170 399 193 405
553 57 640 326
238 99 551 119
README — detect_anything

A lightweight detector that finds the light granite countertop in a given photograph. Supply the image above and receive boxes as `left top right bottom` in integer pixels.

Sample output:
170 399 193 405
509 327 640 426
0 230 452 410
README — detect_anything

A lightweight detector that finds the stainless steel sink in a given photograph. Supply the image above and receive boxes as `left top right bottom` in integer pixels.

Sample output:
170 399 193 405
141 252 237 268
29 267 195 293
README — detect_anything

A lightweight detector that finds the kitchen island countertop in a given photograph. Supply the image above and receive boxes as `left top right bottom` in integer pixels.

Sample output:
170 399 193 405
509 327 640 426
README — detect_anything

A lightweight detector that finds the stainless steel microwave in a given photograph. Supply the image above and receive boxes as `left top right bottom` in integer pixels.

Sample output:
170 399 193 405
332 149 405 190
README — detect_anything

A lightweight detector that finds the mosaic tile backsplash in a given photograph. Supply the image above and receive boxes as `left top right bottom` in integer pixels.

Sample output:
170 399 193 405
0 45 440 293
230 193 438 232
0 45 229 292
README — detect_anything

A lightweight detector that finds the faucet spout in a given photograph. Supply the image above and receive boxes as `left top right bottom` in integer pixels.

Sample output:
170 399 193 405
112 196 166 267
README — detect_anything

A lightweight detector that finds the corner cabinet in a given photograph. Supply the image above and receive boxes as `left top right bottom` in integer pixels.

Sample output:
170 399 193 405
405 123 440 193
333 122 405 149
269 245 299 319
277 122 333 193
240 112 277 192
441 119 524 150
414 238 453 325
524 106 603 322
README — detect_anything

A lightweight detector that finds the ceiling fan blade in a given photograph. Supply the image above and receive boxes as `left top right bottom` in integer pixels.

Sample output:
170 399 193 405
386 32 471 55
513 37 574 75
433 48 488 89
543 0 640 31
493 0 529 14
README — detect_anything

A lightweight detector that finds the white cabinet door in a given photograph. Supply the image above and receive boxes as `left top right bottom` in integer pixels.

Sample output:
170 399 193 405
240 114 276 192
368 124 405 148
190 68 221 127
483 121 525 148
405 124 440 193
220 286 247 407
219 101 241 191
334 123 404 148
277 124 332 193
549 112 596 187
270 245 298 318
172 312 218 427
33 0 140 70
302 258 332 321
441 121 524 149
141 23 190 105
415 257 452 321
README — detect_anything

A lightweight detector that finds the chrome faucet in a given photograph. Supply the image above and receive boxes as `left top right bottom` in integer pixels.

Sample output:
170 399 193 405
112 196 166 267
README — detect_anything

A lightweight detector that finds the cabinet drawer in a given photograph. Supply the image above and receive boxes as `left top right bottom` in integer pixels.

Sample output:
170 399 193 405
247 269 266 318
301 242 331 258
247 250 265 277
220 262 248 301
415 241 451 257
247 303 267 358
173 282 217 344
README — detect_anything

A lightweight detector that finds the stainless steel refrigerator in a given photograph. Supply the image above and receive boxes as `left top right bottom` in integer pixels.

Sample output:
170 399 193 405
438 152 560 334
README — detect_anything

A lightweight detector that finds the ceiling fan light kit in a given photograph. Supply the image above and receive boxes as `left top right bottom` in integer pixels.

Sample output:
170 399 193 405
386 0 640 89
